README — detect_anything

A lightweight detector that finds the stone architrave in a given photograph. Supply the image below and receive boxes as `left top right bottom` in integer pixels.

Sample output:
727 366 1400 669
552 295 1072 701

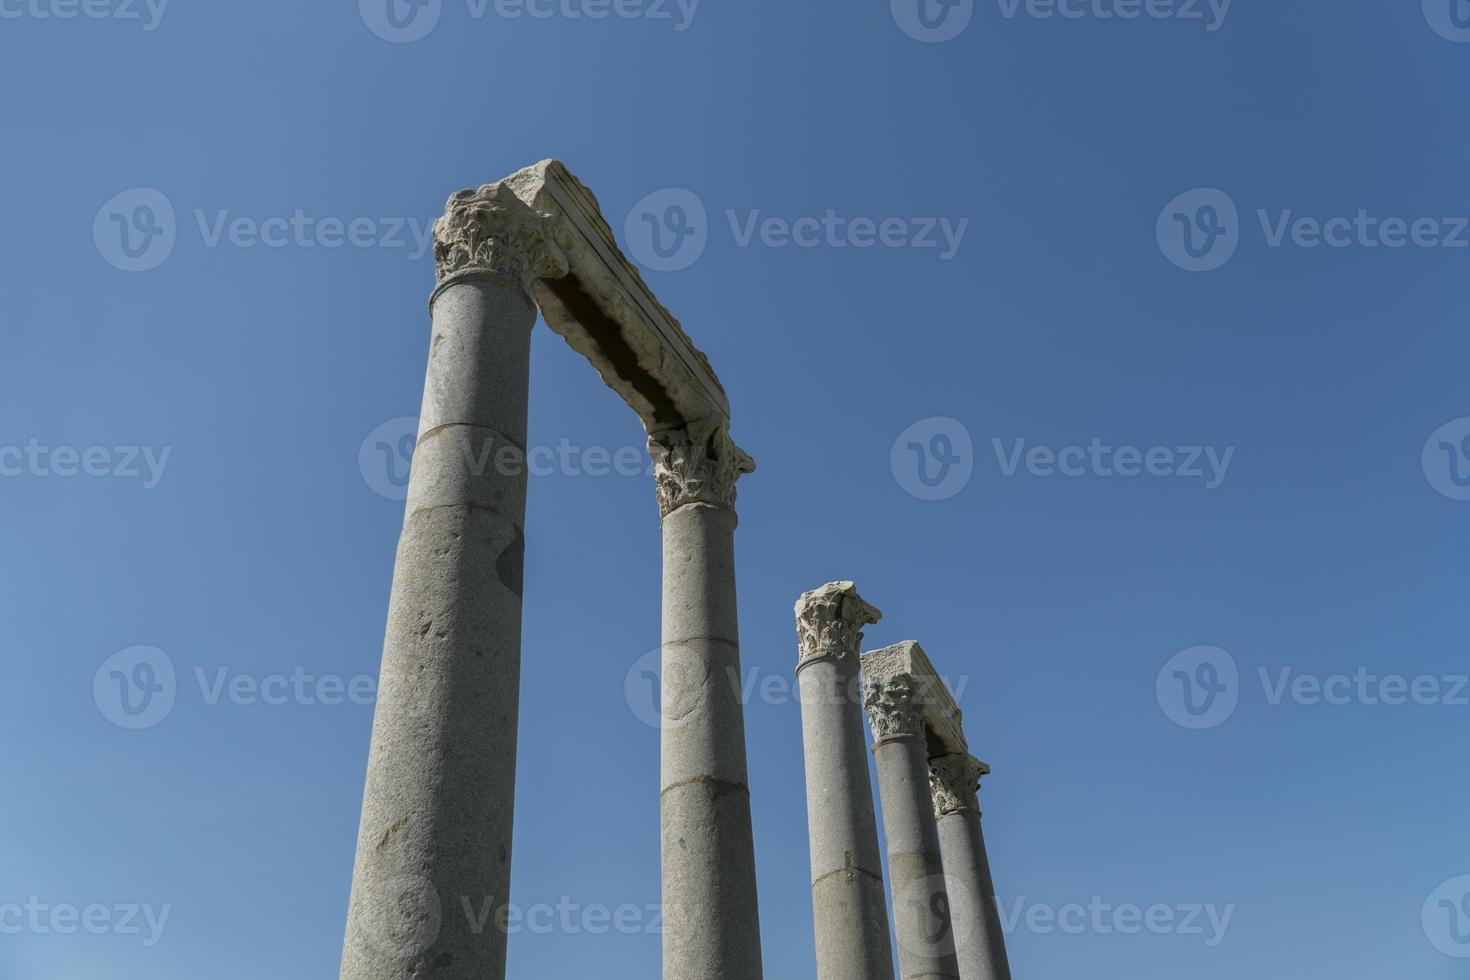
862 641 969 980
341 162 762 980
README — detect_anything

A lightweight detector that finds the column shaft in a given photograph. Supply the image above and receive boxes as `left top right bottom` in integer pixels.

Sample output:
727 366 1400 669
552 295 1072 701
798 656 896 980
874 736 961 980
659 499 763 978
937 810 1012 980
341 271 535 979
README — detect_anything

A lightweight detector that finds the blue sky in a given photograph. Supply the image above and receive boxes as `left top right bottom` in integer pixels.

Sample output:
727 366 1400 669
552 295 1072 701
3 0 1470 977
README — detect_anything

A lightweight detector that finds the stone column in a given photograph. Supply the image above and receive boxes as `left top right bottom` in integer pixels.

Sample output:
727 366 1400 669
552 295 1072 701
795 582 895 980
649 418 763 979
865 675 961 980
340 184 566 980
930 754 1012 980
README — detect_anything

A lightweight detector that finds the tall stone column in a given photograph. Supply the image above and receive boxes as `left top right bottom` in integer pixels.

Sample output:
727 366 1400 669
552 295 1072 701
865 676 961 980
930 754 1012 980
795 582 895 980
649 418 763 979
340 184 566 980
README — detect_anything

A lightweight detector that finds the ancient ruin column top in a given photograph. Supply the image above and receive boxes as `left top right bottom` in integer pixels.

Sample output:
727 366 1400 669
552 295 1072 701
499 160 747 443
860 641 968 753
795 581 882 672
929 752 991 818
431 180 570 297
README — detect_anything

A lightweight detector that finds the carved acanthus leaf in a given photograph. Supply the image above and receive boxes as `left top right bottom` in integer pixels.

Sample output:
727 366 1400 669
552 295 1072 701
863 673 922 741
929 753 990 817
795 582 881 668
647 416 755 517
432 181 569 292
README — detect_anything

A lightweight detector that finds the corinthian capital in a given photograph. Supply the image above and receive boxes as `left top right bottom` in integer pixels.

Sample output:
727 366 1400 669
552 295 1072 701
646 416 755 518
795 581 881 670
432 181 569 293
929 753 990 817
863 673 922 742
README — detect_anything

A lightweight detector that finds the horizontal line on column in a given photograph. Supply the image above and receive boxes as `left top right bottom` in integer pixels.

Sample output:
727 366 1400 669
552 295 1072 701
660 635 740 651
418 421 528 453
659 774 750 798
811 865 884 889
403 502 525 526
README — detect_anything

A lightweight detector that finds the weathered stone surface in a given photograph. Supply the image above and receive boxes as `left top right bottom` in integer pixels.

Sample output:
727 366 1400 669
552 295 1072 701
648 417 755 518
862 641 967 758
341 270 535 980
659 487 763 978
502 159 733 433
432 181 568 292
931 754 1011 980
929 753 989 819
863 645 966 980
796 582 894 980
796 580 882 670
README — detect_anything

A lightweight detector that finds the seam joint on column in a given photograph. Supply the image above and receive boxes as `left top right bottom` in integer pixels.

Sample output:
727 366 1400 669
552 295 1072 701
659 774 750 797
418 421 528 453
428 267 537 310
404 501 525 526
661 635 740 651
811 865 884 889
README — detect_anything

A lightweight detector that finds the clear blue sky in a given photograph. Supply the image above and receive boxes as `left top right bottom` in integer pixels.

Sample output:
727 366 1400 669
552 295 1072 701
4 1 1470 977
